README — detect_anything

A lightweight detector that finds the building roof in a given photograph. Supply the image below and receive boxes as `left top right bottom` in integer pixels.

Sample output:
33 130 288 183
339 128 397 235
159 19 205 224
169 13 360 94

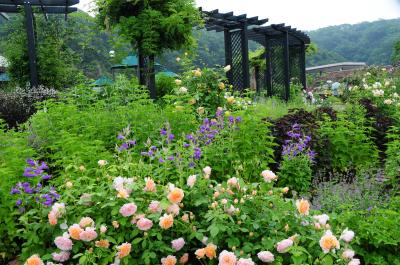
306 62 367 73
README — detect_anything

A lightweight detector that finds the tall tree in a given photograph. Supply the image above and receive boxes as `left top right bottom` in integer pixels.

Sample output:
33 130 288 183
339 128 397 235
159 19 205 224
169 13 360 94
96 0 201 97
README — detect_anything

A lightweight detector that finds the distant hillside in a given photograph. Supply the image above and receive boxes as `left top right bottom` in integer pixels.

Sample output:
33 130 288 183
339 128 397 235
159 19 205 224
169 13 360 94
307 18 400 66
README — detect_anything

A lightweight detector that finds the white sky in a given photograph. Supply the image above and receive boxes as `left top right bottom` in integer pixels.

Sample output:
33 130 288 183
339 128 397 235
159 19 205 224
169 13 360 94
76 0 400 31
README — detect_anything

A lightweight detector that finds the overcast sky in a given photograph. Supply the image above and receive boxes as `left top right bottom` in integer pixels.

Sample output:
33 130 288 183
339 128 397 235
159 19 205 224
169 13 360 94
77 0 400 31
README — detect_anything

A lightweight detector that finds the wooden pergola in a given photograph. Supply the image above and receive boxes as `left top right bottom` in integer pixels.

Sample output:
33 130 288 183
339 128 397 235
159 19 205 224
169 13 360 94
201 9 310 100
0 0 78 87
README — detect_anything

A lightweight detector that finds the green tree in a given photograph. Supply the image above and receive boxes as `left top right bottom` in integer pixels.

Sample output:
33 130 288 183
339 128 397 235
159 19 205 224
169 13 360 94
96 0 201 57
392 40 400 65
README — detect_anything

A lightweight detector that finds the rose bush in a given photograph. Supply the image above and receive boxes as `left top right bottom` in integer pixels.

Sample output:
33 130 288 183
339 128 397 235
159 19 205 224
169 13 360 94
20 141 359 264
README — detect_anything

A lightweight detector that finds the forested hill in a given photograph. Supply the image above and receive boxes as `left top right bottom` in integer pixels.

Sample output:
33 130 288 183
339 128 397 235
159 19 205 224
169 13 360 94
307 18 400 66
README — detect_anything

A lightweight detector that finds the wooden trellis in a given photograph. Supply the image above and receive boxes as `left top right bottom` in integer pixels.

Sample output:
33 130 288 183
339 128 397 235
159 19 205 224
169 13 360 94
0 0 78 88
201 9 310 100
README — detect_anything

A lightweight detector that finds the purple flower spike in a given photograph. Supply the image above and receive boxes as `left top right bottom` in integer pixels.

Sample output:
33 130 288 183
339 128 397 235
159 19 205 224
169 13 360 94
128 140 137 145
159 158 165 163
23 168 37 178
117 134 125 140
183 143 190 148
167 156 175 161
42 175 52 181
16 199 22 206
26 159 36 167
10 187 20 195
168 134 175 141
160 129 167 135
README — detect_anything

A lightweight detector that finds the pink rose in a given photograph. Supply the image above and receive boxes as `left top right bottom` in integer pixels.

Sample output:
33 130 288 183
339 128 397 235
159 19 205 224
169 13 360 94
257 251 274 263
340 228 355 243
218 250 237 265
119 203 137 217
261 170 277 183
237 258 254 265
171 238 185 251
54 236 73 251
52 251 70 262
167 204 180 216
79 227 97 242
136 218 153 231
148 201 162 213
187 175 197 188
276 239 293 253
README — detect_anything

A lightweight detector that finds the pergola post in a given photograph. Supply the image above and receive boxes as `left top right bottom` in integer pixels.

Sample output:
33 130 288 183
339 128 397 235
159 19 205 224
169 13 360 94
240 21 250 90
300 42 307 90
283 31 290 101
24 4 39 88
264 35 272 96
224 29 233 83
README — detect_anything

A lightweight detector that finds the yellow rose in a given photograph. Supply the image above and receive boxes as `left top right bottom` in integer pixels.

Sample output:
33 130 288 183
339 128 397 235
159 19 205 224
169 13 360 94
197 107 205 115
226 96 235 104
218 82 225 90
193 69 202 77
188 98 196 105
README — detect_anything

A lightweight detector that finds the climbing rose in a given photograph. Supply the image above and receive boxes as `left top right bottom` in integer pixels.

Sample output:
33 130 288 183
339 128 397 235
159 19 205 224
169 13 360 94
203 166 212 177
319 230 340 253
95 239 110 248
97 160 107 167
187 175 197 188
340 228 355 243
149 200 162 213
167 188 184 204
313 214 329 225
171 238 185 251
119 203 137 217
25 255 44 265
296 199 310 215
227 177 239 187
52 251 70 262
261 170 277 183
348 259 360 265
159 214 174 229
218 250 237 265
342 249 355 261
167 204 180 216
137 218 153 231
117 243 131 258
79 227 98 242
161 255 177 265
68 224 83 240
257 251 274 263
54 236 73 251
143 177 156 192
276 238 293 253
79 217 94 228
179 253 189 264
237 258 254 265
195 248 206 258
204 243 217 259
100 225 107 234
224 65 231 72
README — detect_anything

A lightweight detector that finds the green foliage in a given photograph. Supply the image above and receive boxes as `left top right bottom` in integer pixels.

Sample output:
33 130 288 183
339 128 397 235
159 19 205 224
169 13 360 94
0 121 36 262
385 126 400 183
391 40 400 65
97 0 201 56
317 106 378 172
337 206 400 265
201 109 276 182
0 11 114 86
278 155 312 194
155 73 175 98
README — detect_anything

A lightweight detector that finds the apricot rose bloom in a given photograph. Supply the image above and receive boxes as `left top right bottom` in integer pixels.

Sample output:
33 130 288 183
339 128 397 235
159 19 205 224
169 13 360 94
79 217 94 228
167 188 184 204
319 230 340 253
161 255 177 265
179 253 189 264
159 214 174 229
296 199 310 216
204 243 217 259
25 254 44 265
68 224 83 240
143 177 156 192
117 243 131 258
95 239 110 248
195 248 206 258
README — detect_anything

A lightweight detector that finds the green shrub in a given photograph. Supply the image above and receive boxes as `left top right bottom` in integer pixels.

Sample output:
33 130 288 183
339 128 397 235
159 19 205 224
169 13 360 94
385 126 400 183
0 121 36 262
279 155 312 194
336 207 400 265
317 106 378 174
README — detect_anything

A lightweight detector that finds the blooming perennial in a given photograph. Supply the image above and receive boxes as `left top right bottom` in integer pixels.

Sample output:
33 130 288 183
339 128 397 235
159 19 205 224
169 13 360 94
319 230 340 253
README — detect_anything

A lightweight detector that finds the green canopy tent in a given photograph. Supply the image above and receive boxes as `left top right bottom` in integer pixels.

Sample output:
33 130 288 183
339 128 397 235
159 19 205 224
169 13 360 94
111 53 177 79
92 76 114 87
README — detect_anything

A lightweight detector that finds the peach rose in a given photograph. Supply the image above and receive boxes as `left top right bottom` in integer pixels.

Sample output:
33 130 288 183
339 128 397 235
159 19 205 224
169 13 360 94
168 188 184 204
296 199 310 216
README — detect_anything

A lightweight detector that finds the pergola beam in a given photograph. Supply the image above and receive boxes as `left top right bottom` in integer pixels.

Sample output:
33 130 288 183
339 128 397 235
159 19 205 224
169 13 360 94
0 4 77 13
0 0 77 6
